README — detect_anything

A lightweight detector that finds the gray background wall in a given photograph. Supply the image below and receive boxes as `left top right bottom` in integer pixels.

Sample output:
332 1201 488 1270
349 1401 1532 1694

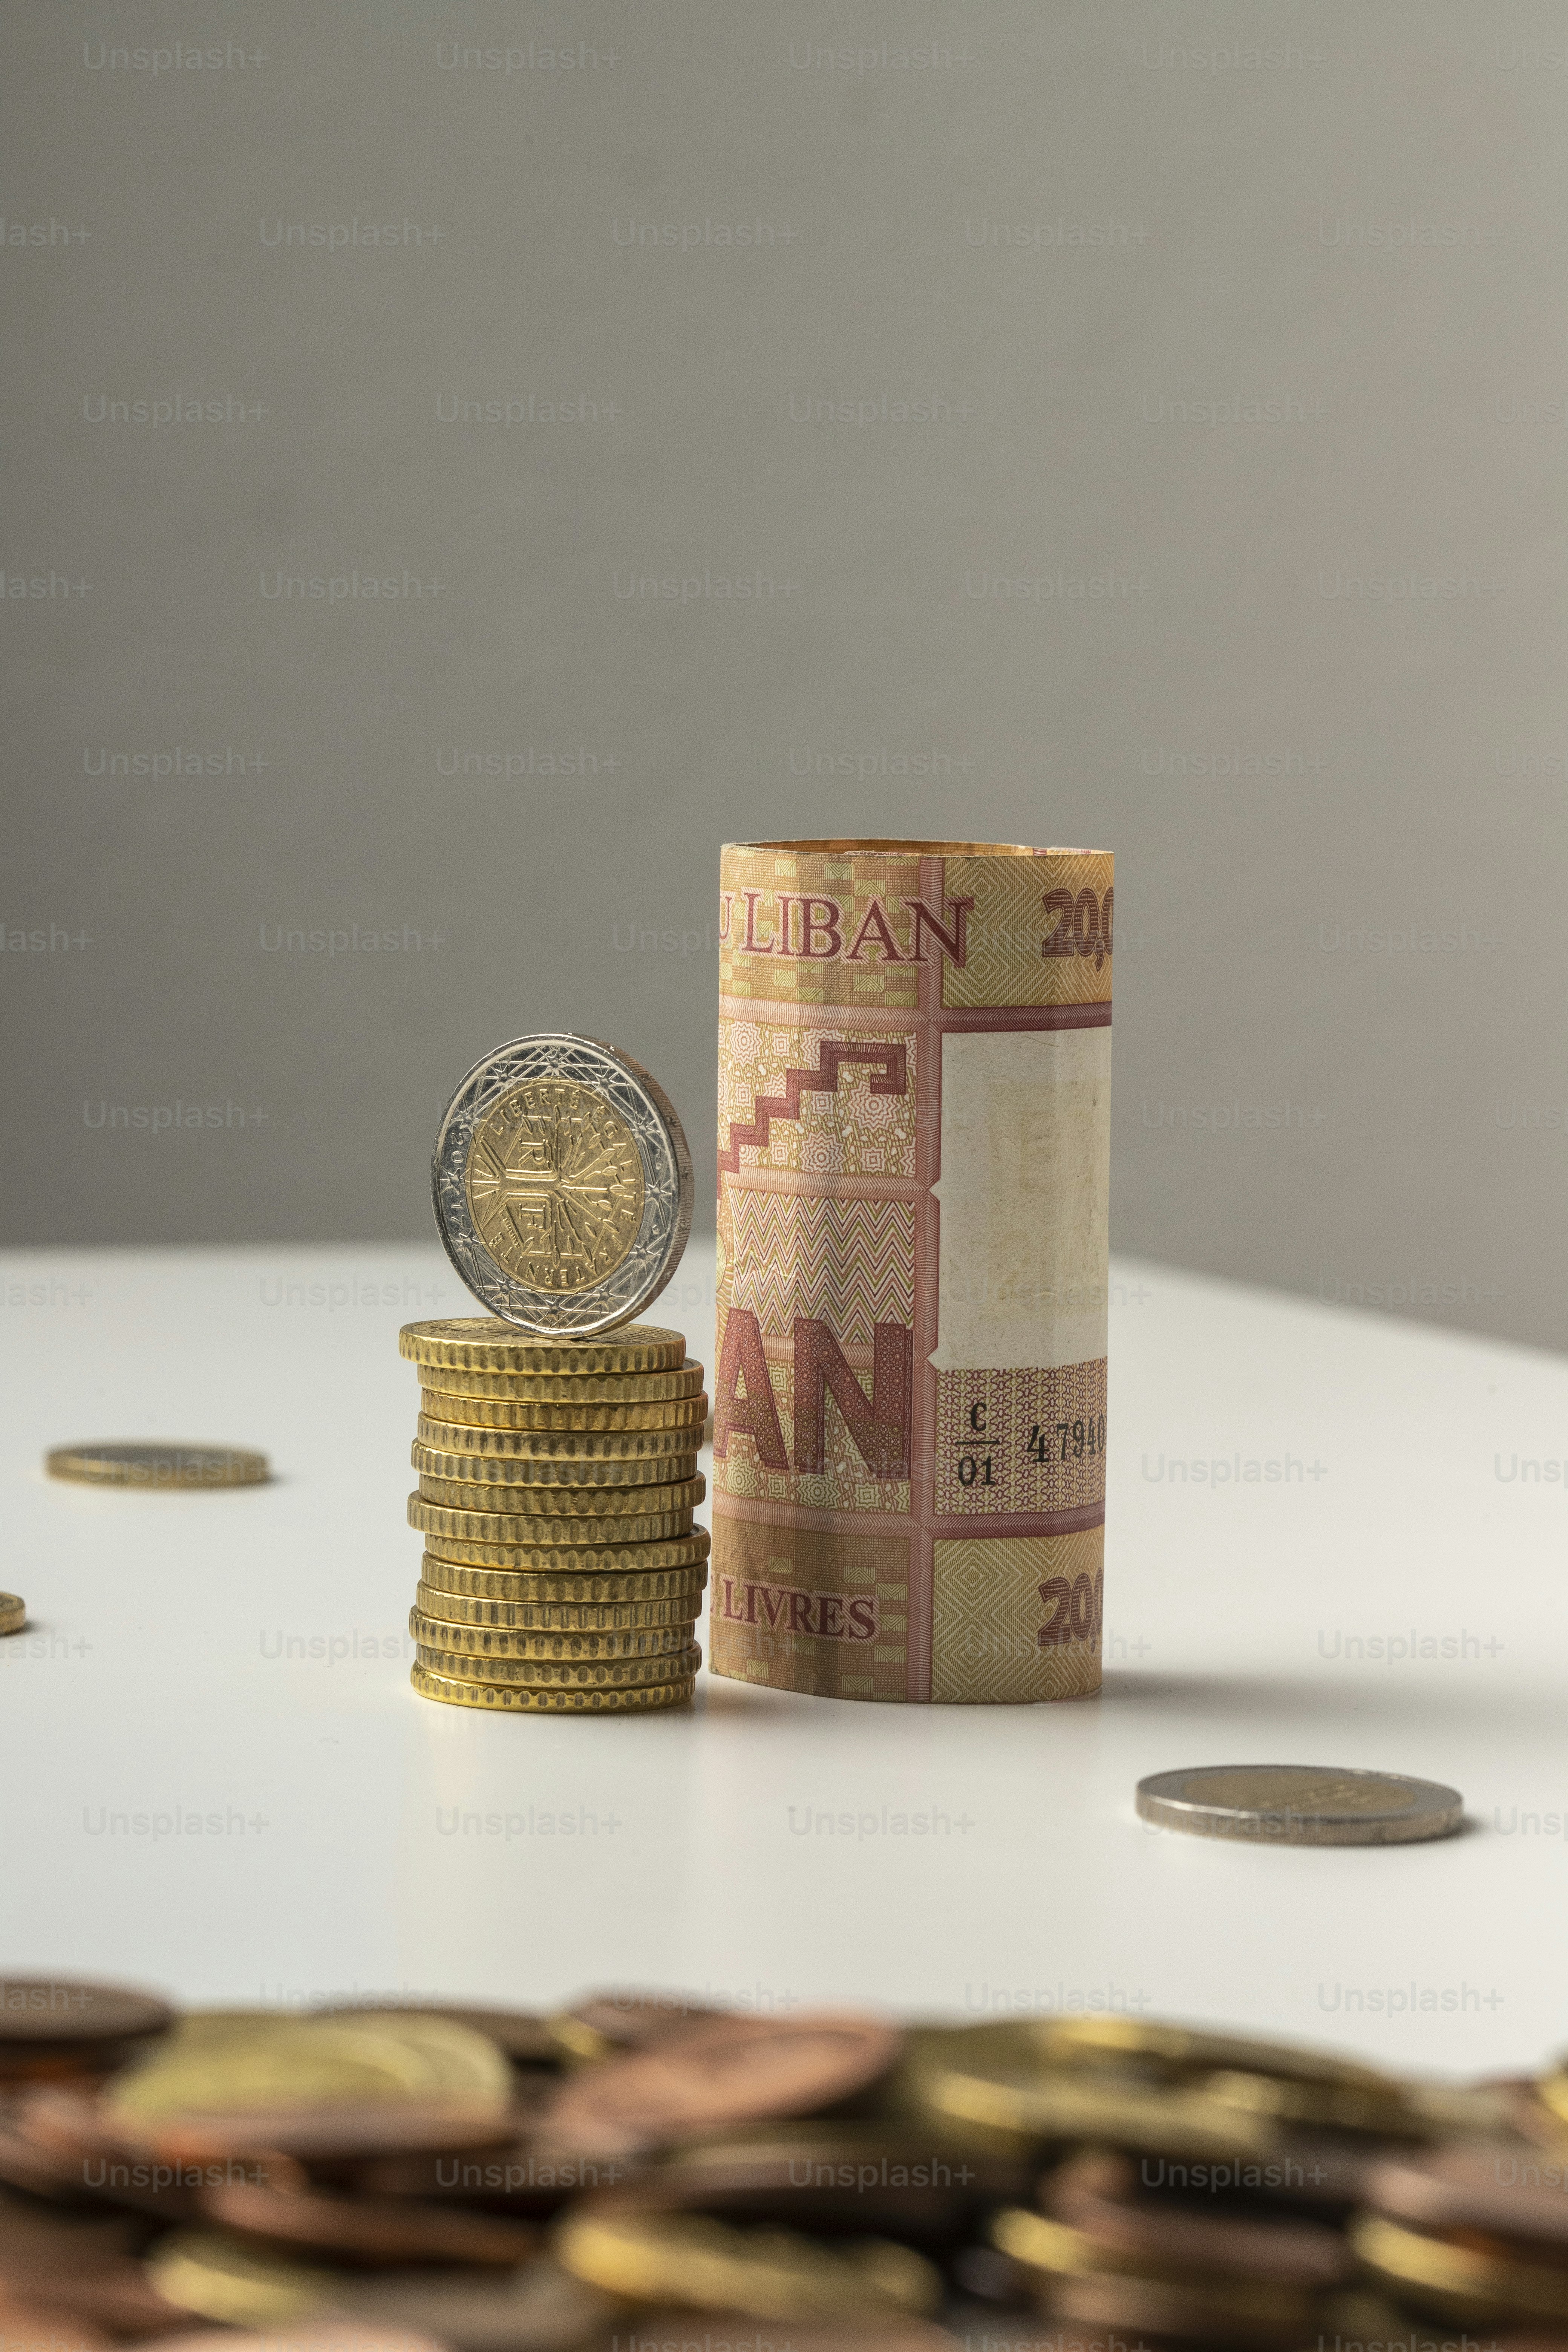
4 1 1563 1348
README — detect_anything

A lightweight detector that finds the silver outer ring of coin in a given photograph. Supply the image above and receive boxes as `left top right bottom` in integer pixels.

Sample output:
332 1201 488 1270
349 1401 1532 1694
1135 1765 1464 1848
431 1032 694 1336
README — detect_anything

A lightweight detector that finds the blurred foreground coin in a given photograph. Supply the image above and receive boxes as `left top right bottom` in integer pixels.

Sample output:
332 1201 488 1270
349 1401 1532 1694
1136 1764 1463 1846
46 1442 269 1489
0 1593 24 1634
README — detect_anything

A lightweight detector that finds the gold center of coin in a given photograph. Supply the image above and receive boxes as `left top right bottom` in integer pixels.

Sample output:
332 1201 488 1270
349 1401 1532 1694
466 1080 644 1293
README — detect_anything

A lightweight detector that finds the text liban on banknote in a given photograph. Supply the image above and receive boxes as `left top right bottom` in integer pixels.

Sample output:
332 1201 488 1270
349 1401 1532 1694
710 839 1112 1703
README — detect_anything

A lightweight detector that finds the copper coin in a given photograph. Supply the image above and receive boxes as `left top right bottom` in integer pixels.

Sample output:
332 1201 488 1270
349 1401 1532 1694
0 1981 174 2048
1044 2148 1351 2285
0 2294 112 2352
541 2011 905 2156
1366 2142 1568 2249
203 2171 538 2266
12 2085 210 2220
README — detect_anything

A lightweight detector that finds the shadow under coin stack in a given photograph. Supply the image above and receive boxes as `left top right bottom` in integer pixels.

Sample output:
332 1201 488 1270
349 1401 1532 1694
400 1317 709 1714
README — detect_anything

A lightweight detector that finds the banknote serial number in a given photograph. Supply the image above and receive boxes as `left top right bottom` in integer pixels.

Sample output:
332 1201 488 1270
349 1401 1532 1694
956 1413 1107 1484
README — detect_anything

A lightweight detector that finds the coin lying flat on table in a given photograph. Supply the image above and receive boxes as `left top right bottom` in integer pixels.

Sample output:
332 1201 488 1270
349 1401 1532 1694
403 1320 687 1378
415 1643 701 1692
416 1471 704 1517
419 1359 706 1406
0 1593 24 1636
429 1035 693 1336
409 1497 699 1554
104 2014 513 2158
542 2011 905 2155
410 1604 697 1655
556 2203 940 2320
411 1665 697 1715
333 2255 620 2352
421 1391 709 1433
420 1554 707 1606
1135 1765 1464 1846
420 1532 709 1580
145 2230 340 2327
45 1442 270 1489
412 1443 699 1490
0 1977 175 2048
416 1417 701 1462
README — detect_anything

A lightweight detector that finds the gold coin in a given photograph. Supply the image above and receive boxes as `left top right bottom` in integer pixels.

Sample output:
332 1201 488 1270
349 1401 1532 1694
415 1640 701 1687
421 1528 710 1579
556 2206 940 2320
415 1582 701 1634
45 1441 269 1489
400 1319 684 1375
413 1440 697 1486
465 1078 645 1295
147 2231 337 2327
420 1553 707 1606
0 1594 24 1636
991 2208 1313 2327
412 1664 695 1714
1034 2014 1418 2136
416 1415 700 1462
418 1358 705 1405
1037 2015 1389 2085
409 1494 698 1550
1350 2210 1568 2323
419 1390 709 1434
907 2028 1275 2159
413 1611 697 1661
107 2012 511 2132
416 1473 705 1519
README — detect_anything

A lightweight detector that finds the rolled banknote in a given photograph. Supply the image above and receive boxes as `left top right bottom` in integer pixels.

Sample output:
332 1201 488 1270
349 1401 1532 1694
710 839 1112 1703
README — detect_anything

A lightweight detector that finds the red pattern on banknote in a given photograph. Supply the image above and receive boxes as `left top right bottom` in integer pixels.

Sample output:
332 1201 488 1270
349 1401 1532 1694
717 1040 907 1177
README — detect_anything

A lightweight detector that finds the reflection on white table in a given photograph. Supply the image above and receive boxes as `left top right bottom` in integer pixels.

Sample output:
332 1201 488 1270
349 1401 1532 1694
2 1238 1562 2078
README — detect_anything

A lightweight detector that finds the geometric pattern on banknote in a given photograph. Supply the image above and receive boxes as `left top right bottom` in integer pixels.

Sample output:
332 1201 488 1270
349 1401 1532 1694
934 1361 1108 1516
707 1515 909 1701
712 1355 910 1518
730 1193 914 1345
929 1529 1103 1704
717 1021 918 1180
718 846 923 1013
938 851 1114 1011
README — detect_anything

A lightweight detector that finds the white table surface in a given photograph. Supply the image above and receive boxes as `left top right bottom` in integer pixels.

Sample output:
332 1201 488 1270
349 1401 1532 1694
3 1239 1561 2082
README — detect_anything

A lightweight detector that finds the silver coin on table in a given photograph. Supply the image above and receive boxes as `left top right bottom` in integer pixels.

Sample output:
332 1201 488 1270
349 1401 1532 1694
431 1034 693 1337
1135 1765 1463 1847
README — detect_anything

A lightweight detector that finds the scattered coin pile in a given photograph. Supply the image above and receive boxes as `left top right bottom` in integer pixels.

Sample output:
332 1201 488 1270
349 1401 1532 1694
6 1978 1568 2352
400 1319 709 1715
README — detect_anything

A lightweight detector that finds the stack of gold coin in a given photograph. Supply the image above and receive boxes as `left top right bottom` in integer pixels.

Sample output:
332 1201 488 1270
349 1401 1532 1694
400 1317 709 1715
